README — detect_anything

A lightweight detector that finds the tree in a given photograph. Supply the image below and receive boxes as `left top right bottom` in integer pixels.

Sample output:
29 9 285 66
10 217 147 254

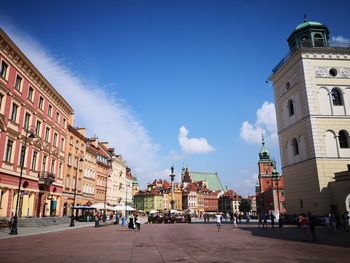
239 199 251 214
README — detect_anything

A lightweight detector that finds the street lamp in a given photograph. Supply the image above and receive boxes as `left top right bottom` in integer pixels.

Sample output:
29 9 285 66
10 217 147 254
271 161 280 214
70 154 84 227
169 166 175 210
10 126 36 235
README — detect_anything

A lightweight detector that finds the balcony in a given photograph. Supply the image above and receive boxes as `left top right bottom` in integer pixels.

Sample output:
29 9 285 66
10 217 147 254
272 40 350 74
38 171 55 185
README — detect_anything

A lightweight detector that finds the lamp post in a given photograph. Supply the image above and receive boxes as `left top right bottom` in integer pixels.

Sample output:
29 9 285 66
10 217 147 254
169 166 175 210
272 161 280 214
70 154 84 227
10 126 36 235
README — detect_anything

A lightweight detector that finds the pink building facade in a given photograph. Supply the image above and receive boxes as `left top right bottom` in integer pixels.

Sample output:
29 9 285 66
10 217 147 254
0 29 73 218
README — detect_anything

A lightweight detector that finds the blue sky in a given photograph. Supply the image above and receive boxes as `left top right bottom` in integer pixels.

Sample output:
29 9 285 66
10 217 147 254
1 0 350 195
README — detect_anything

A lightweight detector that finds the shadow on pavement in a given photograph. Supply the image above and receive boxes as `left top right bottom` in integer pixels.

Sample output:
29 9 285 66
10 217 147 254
236 223 350 249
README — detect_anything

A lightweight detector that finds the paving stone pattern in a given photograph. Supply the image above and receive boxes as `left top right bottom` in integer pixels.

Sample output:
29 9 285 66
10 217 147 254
0 222 349 262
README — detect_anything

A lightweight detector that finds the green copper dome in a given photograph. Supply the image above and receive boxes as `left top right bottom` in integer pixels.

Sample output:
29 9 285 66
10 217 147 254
287 19 329 50
259 134 270 160
295 21 323 30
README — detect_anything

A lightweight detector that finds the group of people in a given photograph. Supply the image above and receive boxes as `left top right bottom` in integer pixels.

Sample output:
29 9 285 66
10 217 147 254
215 212 239 231
94 210 142 231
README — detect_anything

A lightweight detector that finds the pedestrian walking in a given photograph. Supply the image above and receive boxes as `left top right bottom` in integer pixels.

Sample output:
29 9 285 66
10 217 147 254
263 213 268 229
279 213 284 228
128 214 135 230
324 214 331 232
299 213 310 241
114 212 119 225
94 210 100 227
330 212 337 232
135 215 141 231
308 212 317 242
216 212 222 232
232 214 237 230
270 213 275 229
121 215 127 231
341 211 349 232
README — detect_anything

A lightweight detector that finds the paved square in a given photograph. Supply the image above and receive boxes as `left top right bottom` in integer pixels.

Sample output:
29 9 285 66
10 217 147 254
0 222 349 262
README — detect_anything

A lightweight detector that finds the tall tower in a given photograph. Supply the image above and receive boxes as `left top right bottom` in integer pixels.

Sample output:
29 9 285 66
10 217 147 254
270 20 350 215
256 136 285 215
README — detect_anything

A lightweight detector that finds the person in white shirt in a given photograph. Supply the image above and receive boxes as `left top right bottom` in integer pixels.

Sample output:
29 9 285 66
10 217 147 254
216 212 222 232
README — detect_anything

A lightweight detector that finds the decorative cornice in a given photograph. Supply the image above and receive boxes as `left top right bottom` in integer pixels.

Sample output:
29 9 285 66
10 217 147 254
315 66 350 79
0 28 74 116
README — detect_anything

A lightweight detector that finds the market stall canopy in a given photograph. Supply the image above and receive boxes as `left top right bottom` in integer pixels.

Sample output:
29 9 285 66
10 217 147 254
170 209 184 214
111 205 135 211
73 205 94 209
149 210 159 214
91 203 114 210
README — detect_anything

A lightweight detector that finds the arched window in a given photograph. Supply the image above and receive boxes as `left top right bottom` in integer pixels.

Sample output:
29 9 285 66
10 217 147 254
339 130 349 148
331 88 343 106
288 100 295 116
292 138 299 155
314 33 324 47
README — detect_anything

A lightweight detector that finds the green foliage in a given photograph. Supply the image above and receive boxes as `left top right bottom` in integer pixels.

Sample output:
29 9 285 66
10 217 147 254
239 199 251 213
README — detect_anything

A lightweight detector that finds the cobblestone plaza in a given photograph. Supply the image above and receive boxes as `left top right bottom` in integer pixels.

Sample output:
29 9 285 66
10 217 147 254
1 221 349 262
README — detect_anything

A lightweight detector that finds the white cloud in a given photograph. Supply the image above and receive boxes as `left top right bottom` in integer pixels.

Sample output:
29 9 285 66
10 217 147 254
0 22 162 187
240 101 277 144
331 36 350 43
178 126 214 154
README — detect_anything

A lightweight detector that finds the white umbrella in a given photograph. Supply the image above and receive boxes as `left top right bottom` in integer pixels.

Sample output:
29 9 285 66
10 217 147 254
149 210 159 214
91 203 114 210
170 209 184 214
111 205 135 211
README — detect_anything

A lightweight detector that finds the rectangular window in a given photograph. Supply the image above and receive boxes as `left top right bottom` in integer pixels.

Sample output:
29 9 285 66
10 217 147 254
10 103 18 122
0 93 4 111
48 105 52 117
50 159 55 174
35 120 41 136
56 112 60 123
24 112 31 129
61 138 65 151
45 127 50 142
19 145 26 167
53 133 58 147
58 163 62 179
38 96 44 110
68 154 72 166
5 139 13 163
72 177 76 190
42 155 47 172
31 151 37 170
0 61 8 79
14 75 22 91
63 118 66 128
66 175 70 188
27 86 34 101
300 199 303 209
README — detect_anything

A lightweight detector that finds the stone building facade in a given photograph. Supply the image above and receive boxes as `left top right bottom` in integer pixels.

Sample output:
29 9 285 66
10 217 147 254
270 20 350 215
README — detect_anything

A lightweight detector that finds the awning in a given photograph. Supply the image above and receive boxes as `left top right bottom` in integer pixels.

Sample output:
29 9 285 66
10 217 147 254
90 203 114 210
111 205 135 211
